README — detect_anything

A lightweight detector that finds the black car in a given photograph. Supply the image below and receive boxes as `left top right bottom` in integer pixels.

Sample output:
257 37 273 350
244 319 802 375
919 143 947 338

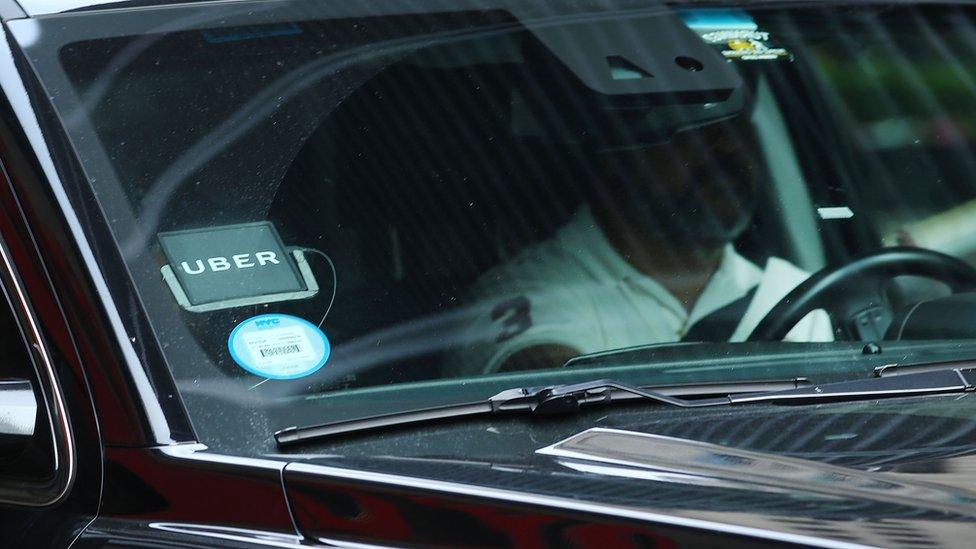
6 0 976 546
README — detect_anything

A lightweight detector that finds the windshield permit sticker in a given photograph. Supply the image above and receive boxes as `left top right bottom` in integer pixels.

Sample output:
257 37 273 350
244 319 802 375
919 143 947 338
228 314 330 380
680 9 792 62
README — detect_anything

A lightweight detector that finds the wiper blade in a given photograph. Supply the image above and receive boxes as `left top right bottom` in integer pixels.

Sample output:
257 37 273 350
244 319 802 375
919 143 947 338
874 358 976 377
275 377 807 447
728 366 976 403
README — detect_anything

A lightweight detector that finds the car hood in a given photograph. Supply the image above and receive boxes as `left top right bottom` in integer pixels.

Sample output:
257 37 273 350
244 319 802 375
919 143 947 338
280 394 976 547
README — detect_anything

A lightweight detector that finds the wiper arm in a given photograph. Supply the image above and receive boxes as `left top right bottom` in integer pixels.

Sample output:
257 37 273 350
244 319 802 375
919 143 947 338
274 377 807 447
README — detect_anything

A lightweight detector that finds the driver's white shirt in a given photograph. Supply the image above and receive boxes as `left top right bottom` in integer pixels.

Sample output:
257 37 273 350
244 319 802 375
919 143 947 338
450 206 833 376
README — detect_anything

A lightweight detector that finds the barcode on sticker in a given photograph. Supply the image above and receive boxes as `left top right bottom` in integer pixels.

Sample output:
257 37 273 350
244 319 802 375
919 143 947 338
260 344 303 357
242 326 315 368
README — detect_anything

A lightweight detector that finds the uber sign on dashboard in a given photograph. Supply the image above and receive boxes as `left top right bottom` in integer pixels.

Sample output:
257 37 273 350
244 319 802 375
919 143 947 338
158 222 318 312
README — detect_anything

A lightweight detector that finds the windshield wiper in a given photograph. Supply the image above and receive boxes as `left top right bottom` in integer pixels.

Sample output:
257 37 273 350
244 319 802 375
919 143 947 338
275 377 807 447
275 367 976 447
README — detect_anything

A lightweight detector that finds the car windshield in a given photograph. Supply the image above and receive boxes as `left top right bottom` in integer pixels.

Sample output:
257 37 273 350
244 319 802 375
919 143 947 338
13 0 976 450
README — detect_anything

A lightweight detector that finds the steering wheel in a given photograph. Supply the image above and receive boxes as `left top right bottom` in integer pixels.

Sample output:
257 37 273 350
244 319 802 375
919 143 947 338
747 247 976 342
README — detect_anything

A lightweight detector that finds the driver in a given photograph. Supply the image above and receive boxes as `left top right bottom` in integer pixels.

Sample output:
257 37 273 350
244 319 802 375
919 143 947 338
448 100 833 375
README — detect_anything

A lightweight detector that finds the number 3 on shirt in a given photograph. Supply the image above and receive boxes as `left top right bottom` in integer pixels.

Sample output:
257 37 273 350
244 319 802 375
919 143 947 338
491 296 532 343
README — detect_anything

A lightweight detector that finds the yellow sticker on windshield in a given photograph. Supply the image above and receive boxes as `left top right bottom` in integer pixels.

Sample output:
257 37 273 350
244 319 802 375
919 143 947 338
681 9 792 62
703 30 792 62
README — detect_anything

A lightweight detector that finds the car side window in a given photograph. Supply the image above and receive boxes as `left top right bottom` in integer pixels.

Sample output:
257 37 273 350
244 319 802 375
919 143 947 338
0 271 57 494
811 23 976 266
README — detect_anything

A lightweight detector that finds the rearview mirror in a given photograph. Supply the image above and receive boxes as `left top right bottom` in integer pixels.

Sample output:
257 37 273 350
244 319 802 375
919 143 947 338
0 378 36 454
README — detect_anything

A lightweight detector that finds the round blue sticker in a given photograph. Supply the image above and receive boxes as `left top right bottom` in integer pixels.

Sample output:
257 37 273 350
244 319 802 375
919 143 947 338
228 314 330 380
